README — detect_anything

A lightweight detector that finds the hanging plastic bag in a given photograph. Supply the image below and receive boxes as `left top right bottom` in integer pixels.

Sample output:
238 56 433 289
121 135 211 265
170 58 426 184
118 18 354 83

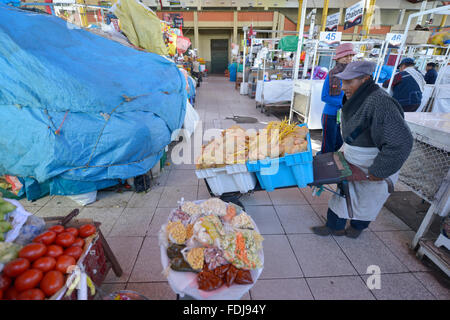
67 191 97 206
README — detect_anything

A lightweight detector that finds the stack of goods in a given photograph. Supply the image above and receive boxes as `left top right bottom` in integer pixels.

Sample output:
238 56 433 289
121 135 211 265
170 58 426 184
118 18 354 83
161 198 263 292
196 119 309 169
0 223 96 300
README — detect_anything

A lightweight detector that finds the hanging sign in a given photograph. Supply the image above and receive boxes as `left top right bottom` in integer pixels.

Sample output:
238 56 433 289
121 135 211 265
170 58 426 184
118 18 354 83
325 12 340 32
344 0 365 30
385 33 403 47
319 31 342 45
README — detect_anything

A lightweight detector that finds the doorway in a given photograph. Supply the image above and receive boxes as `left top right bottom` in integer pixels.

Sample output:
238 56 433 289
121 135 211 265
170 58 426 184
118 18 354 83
210 39 228 74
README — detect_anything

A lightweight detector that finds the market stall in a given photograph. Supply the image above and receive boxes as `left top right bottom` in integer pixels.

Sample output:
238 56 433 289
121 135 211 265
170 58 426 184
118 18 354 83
0 199 124 300
399 113 450 277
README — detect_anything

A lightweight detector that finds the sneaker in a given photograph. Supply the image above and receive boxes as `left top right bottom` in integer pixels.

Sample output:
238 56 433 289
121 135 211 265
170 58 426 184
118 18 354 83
345 226 363 239
312 226 345 237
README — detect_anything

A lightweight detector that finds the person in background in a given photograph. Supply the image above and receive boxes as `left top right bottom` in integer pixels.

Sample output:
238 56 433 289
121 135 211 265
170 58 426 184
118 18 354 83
320 43 356 154
192 58 201 87
424 62 438 84
312 61 413 239
383 57 425 112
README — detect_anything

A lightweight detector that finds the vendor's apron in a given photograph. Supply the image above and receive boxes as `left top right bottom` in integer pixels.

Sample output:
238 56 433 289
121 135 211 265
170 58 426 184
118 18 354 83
328 143 399 221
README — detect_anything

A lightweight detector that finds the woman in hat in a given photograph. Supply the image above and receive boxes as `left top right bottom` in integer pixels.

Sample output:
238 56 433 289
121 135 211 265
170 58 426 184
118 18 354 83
319 43 356 154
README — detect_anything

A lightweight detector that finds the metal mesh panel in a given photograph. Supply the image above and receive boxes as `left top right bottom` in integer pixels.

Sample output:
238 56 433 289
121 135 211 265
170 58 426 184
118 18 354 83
399 133 450 203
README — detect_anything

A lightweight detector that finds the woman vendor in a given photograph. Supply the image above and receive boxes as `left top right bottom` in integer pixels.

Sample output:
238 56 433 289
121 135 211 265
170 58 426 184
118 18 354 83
312 61 413 239
319 43 356 153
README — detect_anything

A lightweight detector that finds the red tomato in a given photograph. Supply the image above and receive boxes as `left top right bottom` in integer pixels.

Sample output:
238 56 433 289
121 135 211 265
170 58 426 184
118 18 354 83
14 269 43 292
64 246 83 260
0 275 11 291
40 270 64 297
3 258 30 278
32 256 56 273
65 227 79 238
4 286 19 300
18 243 47 262
55 255 76 274
33 230 56 245
78 224 96 238
48 225 64 234
71 237 85 248
46 245 64 258
18 288 45 300
55 232 75 248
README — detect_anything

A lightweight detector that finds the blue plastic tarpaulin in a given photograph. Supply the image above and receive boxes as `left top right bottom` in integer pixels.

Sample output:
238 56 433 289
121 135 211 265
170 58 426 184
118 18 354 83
0 5 187 200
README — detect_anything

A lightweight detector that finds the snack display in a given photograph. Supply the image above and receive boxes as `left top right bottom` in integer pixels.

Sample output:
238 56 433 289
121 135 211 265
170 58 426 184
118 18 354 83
196 119 309 169
159 198 264 298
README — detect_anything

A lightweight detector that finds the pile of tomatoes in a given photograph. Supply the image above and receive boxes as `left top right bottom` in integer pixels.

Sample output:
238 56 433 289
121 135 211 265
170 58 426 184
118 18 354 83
0 224 96 300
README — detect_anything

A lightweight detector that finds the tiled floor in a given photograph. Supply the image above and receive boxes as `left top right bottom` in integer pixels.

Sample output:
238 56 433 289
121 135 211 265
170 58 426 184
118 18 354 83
28 76 449 300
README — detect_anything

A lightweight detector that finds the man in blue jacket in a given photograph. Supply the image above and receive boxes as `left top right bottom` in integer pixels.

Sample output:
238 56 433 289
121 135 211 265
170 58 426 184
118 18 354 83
383 58 425 112
424 62 438 84
320 43 356 153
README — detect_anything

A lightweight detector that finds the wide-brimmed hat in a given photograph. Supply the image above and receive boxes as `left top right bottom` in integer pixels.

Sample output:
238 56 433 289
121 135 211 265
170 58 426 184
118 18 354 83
335 60 376 80
333 43 357 60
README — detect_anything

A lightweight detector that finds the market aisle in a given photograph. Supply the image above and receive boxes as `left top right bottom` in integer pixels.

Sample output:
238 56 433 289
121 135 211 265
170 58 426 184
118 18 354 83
28 76 449 301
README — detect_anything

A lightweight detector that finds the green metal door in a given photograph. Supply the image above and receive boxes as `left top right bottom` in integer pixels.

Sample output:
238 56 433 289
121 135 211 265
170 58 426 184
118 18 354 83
210 39 228 74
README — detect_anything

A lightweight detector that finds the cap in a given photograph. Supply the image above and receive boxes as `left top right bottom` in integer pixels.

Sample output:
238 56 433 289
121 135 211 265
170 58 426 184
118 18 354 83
335 60 376 80
399 57 415 67
333 43 357 60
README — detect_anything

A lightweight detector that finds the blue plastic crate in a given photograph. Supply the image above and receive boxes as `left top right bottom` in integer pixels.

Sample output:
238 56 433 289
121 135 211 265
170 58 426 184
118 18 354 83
246 124 314 191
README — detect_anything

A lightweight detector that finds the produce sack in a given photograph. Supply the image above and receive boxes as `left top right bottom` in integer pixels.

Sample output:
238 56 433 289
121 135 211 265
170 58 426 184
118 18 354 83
111 0 168 55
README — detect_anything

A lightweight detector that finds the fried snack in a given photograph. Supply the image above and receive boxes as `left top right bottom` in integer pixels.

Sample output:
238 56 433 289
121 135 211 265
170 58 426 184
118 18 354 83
181 201 203 216
222 205 237 223
166 221 187 244
225 264 239 287
231 212 254 229
212 264 230 279
197 271 224 291
235 269 253 284
170 257 195 272
186 247 205 271
167 243 186 260
186 223 194 239
200 198 227 216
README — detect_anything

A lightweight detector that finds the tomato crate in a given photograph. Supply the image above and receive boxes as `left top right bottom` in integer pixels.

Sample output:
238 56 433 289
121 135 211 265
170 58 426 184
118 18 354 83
42 209 123 300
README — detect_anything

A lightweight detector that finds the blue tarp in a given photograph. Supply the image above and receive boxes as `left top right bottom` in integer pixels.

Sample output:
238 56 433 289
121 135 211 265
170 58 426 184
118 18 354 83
0 5 187 200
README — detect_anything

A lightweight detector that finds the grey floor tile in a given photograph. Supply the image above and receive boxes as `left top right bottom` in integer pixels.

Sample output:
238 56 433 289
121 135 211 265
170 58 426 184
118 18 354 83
98 283 127 299
24 206 43 215
361 273 436 300
306 276 375 300
86 191 133 208
197 185 211 200
104 236 144 283
311 204 329 223
245 205 284 235
159 185 198 207
125 282 177 300
240 191 273 206
35 206 82 219
300 186 333 206
334 231 409 275
259 235 304 279
375 231 430 272
147 207 175 236
78 207 124 236
275 205 323 234
44 195 82 207
413 272 450 300
250 278 314 300
127 187 164 208
268 188 309 205
19 195 53 207
109 207 156 237
166 169 199 187
288 234 358 277
129 236 166 282
369 207 411 232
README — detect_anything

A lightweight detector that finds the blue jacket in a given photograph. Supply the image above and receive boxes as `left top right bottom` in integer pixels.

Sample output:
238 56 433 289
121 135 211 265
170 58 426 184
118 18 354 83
321 74 344 116
424 68 438 84
391 71 423 107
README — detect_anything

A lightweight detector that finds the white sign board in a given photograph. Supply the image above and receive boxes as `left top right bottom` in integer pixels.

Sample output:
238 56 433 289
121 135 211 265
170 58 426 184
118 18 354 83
319 31 342 45
325 12 340 32
344 0 365 30
385 33 403 47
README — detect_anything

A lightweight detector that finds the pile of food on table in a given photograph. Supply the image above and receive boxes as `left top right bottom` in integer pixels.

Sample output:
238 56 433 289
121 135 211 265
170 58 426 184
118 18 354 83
161 198 264 292
196 119 309 169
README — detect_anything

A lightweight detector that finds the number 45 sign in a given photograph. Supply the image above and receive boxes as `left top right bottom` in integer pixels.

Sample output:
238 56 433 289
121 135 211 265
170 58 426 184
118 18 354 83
320 32 342 45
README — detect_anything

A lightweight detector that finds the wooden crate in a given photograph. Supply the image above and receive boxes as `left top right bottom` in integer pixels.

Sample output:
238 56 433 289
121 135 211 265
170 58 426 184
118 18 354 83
42 210 123 300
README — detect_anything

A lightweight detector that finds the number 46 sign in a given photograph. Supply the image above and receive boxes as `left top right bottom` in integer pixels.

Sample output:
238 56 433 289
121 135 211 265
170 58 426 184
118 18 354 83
320 32 342 45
